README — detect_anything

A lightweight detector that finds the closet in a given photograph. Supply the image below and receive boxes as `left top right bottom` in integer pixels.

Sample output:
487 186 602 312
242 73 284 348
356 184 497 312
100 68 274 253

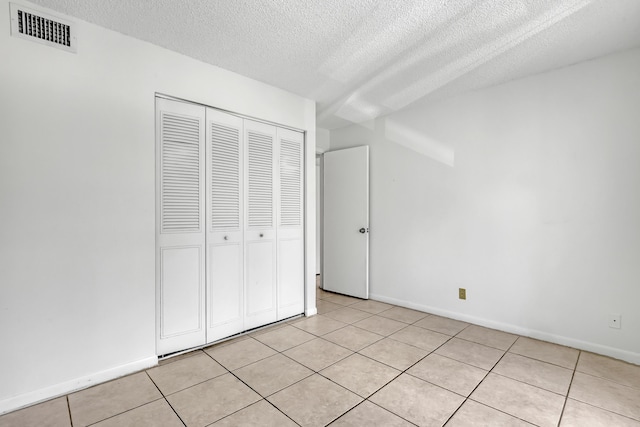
155 97 305 355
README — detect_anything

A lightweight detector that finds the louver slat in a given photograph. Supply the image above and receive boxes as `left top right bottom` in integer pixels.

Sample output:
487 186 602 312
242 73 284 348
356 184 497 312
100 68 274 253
248 131 273 228
210 122 241 230
279 138 302 227
161 113 201 232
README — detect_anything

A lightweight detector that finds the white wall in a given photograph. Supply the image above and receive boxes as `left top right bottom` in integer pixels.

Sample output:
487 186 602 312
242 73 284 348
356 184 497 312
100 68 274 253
330 48 640 364
0 0 315 414
316 128 331 153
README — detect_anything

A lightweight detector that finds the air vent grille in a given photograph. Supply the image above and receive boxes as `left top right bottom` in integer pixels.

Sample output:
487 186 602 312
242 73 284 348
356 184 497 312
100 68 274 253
10 3 77 53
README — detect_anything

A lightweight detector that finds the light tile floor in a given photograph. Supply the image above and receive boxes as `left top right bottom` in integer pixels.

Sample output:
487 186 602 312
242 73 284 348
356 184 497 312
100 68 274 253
2 285 640 426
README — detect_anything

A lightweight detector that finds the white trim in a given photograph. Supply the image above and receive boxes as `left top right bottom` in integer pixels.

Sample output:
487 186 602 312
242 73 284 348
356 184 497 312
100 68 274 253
155 93 305 134
0 356 158 415
370 293 640 365
305 307 318 317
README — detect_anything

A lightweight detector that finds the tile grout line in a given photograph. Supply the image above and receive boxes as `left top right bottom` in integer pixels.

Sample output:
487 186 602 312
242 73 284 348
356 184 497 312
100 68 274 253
83 396 167 427
224 353 314 425
365 400 420 426
66 395 74 427
440 332 519 426
556 349 580 427
143 370 188 426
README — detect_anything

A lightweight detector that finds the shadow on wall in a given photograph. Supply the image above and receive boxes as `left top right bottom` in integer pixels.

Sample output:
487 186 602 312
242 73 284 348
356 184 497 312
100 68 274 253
383 118 455 167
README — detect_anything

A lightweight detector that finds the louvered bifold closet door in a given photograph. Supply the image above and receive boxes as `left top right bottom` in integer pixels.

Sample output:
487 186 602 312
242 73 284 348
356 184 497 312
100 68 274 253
244 120 277 329
276 128 305 319
155 98 206 355
206 109 245 342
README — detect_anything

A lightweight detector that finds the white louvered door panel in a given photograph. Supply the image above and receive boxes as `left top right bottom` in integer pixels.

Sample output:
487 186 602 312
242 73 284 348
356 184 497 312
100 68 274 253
244 120 277 329
276 128 305 320
206 108 244 342
156 98 206 355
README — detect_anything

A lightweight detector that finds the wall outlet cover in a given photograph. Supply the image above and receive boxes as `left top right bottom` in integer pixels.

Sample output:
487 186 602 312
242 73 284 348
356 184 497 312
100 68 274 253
609 314 621 329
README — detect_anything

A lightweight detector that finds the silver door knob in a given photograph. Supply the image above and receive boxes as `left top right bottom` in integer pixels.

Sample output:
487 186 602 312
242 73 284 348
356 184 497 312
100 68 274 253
359 228 366 234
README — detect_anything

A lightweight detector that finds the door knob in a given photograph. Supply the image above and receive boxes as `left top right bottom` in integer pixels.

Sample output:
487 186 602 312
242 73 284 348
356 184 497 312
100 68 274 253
359 228 366 234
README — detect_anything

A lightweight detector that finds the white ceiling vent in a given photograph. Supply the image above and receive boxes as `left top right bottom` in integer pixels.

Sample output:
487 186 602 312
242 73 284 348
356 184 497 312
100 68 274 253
10 3 76 53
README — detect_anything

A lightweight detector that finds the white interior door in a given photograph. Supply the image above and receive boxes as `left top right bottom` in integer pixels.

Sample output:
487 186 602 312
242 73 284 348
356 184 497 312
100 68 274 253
206 108 244 343
276 128 305 319
244 120 277 329
323 146 369 299
156 98 206 355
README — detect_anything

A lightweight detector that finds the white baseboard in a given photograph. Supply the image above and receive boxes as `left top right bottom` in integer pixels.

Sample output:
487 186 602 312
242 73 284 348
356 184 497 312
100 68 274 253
0 355 158 415
370 293 640 366
305 307 318 317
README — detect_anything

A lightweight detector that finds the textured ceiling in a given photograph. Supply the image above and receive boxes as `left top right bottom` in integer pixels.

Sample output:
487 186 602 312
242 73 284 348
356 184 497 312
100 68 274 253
31 0 640 129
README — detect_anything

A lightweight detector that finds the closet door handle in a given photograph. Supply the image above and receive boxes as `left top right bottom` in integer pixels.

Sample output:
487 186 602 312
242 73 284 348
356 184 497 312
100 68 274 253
259 233 264 238
223 235 229 241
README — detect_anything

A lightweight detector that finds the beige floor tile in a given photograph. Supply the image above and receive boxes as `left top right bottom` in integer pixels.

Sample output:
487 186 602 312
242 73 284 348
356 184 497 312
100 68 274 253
414 315 469 336
202 334 250 351
370 373 464 426
323 325 384 351
445 399 533 426
359 338 428 370
158 349 210 366
435 338 505 370
353 315 407 336
211 400 297 426
252 325 315 352
377 306 429 324
68 372 162 426
560 399 640 427
92 399 183 427
456 325 518 350
349 300 393 314
166 373 260 427
389 325 450 351
408 353 487 397
321 293 363 306
569 372 640 420
249 322 288 338
233 354 313 396
290 315 347 336
493 353 573 395
268 374 362 427
204 337 277 371
330 401 414 426
0 396 71 427
284 338 353 371
317 300 342 314
509 337 579 369
576 352 640 390
323 307 373 324
147 352 227 396
321 353 401 398
470 373 565 427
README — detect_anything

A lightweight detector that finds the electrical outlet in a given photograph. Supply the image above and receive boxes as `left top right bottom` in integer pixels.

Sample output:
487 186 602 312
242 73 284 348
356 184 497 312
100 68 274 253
459 288 466 300
609 314 621 329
